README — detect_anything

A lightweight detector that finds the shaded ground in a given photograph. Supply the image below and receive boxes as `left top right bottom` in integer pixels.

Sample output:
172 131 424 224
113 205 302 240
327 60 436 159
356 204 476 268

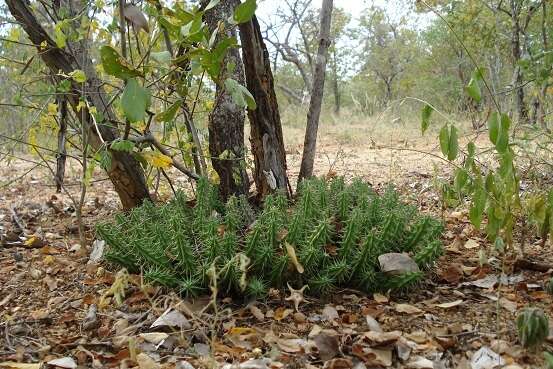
1 128 552 369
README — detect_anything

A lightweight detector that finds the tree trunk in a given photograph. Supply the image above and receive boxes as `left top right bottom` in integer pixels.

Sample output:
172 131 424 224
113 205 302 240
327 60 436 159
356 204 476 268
55 97 67 193
238 16 290 198
203 0 249 201
509 1 528 123
6 0 150 209
298 0 333 183
332 47 340 115
538 0 549 130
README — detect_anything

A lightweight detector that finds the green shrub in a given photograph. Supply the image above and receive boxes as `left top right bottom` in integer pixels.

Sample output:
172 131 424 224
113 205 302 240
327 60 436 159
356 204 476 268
97 177 444 298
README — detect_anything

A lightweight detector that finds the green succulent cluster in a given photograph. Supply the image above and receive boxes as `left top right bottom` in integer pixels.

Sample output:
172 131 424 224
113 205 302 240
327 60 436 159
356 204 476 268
517 307 550 349
97 177 444 298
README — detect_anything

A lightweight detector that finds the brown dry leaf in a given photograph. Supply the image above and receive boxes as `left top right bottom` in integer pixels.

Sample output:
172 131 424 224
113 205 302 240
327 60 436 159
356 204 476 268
276 337 307 353
0 293 13 307
312 333 340 361
46 357 77 368
123 4 149 33
249 305 265 321
284 242 304 274
373 293 389 304
464 238 480 249
439 263 463 284
44 275 57 291
395 303 423 314
359 330 401 347
322 305 340 321
352 344 393 367
323 358 352 369
139 332 168 345
435 300 464 309
499 297 517 313
273 306 293 321
30 308 49 320
0 363 42 369
405 330 428 344
136 352 160 369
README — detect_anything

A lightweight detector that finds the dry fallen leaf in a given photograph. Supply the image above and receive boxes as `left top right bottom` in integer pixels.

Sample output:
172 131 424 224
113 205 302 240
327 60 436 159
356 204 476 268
136 352 160 369
435 300 464 309
273 306 293 321
285 242 304 274
312 332 340 361
249 304 265 321
464 238 480 249
139 332 169 345
395 303 423 314
322 305 340 321
373 293 389 304
0 363 42 369
151 308 190 329
47 357 77 368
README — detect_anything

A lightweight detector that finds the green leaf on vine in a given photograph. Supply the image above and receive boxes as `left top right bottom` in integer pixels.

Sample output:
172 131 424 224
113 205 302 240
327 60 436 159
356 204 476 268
100 45 142 80
232 0 257 24
121 78 151 122
421 104 433 134
448 126 459 161
439 125 449 158
465 68 482 103
155 102 180 123
225 78 256 110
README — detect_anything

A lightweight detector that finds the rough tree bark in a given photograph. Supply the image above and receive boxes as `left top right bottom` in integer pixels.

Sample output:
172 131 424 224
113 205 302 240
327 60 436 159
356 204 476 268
55 97 67 193
6 0 150 209
203 0 249 201
238 16 290 198
331 47 340 115
298 0 333 183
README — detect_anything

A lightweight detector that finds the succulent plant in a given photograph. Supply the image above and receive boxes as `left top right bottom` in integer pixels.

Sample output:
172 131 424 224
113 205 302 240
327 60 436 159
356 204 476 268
516 307 549 349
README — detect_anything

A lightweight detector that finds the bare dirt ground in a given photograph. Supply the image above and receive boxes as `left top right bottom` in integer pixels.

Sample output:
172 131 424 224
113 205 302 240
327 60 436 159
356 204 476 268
0 123 552 369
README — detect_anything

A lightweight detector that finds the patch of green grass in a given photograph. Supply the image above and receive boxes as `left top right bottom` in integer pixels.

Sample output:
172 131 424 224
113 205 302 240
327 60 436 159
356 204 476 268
97 177 443 298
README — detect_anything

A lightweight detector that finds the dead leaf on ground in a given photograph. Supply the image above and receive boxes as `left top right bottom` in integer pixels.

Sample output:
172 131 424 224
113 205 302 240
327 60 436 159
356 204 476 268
322 305 340 321
312 332 340 361
47 357 77 368
0 363 42 369
435 300 464 309
151 308 191 329
136 352 160 369
438 263 463 284
323 358 353 369
464 238 480 249
395 303 423 315
373 293 389 303
274 306 293 321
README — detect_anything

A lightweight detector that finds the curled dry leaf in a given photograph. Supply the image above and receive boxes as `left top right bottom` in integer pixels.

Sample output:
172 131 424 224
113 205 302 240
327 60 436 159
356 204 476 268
322 305 340 321
123 4 149 33
47 357 78 368
312 332 340 361
284 242 304 274
151 308 191 329
435 300 463 309
323 358 353 369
